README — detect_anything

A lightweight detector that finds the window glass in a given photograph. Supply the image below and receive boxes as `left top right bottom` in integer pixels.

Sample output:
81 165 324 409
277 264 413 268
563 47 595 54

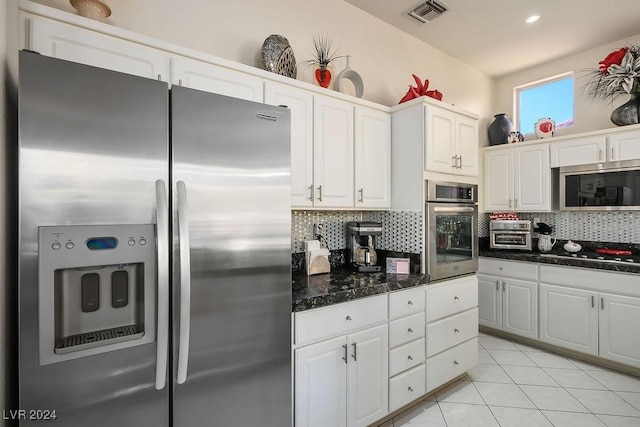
516 74 574 135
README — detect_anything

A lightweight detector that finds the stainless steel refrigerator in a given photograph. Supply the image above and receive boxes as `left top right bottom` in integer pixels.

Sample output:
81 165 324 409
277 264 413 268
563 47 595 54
18 51 292 426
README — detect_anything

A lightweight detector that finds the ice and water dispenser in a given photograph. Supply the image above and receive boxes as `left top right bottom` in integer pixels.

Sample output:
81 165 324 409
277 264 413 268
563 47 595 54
38 224 157 365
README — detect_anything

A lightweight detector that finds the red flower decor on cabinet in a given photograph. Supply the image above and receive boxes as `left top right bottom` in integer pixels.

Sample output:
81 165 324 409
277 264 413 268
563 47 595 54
399 74 443 104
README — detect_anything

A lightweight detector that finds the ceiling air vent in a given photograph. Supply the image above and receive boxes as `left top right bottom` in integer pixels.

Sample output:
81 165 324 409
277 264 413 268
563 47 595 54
408 0 448 23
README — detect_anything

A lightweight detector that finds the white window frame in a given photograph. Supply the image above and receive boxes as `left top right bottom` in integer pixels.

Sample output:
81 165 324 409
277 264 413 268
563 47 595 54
513 71 574 137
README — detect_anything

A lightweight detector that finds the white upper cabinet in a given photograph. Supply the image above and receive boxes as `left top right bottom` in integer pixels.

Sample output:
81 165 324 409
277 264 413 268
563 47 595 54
171 56 263 102
550 128 640 167
354 106 391 209
314 95 355 208
264 81 314 207
484 143 551 212
425 105 479 176
24 15 171 81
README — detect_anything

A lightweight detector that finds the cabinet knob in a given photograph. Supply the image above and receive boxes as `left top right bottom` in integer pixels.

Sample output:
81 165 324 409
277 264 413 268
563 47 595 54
454 328 460 333
408 355 413 361
407 300 413 305
407 328 413 333
345 315 352 321
408 386 414 392
453 360 459 366
454 296 459 301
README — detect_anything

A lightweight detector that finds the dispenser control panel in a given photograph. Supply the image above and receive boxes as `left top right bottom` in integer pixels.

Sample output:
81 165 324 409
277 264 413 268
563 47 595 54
38 224 157 365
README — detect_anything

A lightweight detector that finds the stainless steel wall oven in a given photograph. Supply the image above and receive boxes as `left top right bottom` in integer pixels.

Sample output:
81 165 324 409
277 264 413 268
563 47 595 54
425 181 478 281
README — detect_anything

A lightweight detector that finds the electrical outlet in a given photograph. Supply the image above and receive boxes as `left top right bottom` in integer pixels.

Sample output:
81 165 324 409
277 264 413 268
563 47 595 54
313 223 323 238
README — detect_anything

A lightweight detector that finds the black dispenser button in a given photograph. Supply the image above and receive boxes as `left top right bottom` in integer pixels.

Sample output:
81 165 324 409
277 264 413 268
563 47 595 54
81 273 100 313
111 270 129 308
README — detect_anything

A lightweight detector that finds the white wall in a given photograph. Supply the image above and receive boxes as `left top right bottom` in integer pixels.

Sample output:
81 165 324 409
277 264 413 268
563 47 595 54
30 0 494 143
494 33 640 139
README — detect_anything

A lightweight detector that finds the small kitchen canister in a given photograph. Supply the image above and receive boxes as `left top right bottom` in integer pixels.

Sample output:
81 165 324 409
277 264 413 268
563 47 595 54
534 117 555 139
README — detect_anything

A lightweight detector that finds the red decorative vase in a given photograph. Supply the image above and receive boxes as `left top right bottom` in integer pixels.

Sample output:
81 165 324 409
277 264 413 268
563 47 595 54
314 65 333 88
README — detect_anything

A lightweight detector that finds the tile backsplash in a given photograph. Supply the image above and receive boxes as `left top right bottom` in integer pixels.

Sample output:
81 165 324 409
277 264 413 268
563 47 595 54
291 210 423 254
480 211 640 243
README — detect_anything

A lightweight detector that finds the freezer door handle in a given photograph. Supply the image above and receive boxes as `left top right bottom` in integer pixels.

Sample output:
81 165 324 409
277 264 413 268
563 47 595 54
176 181 192 385
155 180 169 390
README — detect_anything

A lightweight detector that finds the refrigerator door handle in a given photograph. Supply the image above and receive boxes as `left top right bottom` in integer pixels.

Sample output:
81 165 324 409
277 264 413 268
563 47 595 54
176 180 192 384
155 180 169 390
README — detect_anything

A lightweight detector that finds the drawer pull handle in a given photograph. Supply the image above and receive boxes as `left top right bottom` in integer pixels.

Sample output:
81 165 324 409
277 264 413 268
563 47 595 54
342 344 348 364
408 328 414 333
453 360 459 366
454 296 459 301
345 315 352 321
408 386 414 392
454 328 460 333
407 355 413 361
407 300 413 305
352 342 357 361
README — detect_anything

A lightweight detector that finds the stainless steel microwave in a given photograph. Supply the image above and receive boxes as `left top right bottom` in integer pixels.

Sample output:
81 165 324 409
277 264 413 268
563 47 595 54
559 160 640 211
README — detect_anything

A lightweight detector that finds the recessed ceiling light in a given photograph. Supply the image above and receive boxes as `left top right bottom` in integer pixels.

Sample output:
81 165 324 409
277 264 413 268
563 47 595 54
525 15 540 24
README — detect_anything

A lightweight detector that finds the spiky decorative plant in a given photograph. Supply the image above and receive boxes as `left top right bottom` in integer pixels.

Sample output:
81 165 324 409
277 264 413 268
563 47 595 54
583 44 640 101
301 34 345 70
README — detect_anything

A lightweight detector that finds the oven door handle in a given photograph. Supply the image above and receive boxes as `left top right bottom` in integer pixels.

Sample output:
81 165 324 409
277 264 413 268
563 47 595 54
432 206 476 213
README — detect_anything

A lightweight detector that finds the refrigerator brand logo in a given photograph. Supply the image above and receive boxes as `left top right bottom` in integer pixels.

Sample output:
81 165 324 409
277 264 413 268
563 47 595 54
256 113 277 122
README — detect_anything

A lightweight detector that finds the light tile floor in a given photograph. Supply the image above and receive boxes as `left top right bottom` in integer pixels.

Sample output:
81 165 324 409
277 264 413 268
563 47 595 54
376 332 640 427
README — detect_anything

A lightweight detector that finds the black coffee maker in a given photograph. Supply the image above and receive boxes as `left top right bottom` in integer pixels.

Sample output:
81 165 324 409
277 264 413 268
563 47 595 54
347 222 382 272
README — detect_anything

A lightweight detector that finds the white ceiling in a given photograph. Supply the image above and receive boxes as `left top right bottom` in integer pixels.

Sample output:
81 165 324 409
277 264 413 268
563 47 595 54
344 0 640 78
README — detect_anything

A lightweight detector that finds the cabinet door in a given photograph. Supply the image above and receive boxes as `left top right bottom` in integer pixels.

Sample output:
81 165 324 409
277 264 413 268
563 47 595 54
26 15 171 81
502 278 538 339
172 56 263 102
314 96 354 208
456 115 479 176
483 148 513 211
599 293 640 368
539 284 598 355
354 106 391 209
477 274 502 330
550 136 606 167
608 129 640 161
264 81 314 207
295 337 348 427
514 143 550 211
347 324 388 427
424 106 456 173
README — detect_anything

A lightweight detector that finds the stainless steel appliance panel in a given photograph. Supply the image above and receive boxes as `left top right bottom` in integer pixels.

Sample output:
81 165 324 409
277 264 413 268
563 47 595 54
426 202 478 281
19 52 169 426
489 220 533 250
171 87 292 426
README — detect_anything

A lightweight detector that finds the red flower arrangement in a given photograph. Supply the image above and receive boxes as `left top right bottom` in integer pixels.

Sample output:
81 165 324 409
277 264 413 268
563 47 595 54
399 74 443 104
584 45 640 100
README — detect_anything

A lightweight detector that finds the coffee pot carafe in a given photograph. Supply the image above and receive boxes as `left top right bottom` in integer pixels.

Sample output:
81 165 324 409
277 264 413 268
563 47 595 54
347 222 382 272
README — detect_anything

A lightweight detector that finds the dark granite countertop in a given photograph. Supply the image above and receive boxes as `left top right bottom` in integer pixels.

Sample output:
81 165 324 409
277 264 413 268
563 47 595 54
292 266 429 312
480 248 640 274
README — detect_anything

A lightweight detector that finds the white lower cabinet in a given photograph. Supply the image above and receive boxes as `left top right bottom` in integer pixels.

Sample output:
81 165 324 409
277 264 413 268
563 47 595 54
387 287 426 413
426 337 479 392
539 283 598 355
294 296 389 427
478 259 538 340
539 265 640 368
599 293 640 367
425 276 479 393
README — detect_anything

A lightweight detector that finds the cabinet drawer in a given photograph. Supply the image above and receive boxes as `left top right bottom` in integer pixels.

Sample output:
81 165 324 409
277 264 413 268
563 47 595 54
294 295 387 345
426 338 478 392
426 308 478 357
389 312 425 348
389 364 426 412
390 337 425 377
478 258 537 281
389 287 425 319
426 276 478 322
